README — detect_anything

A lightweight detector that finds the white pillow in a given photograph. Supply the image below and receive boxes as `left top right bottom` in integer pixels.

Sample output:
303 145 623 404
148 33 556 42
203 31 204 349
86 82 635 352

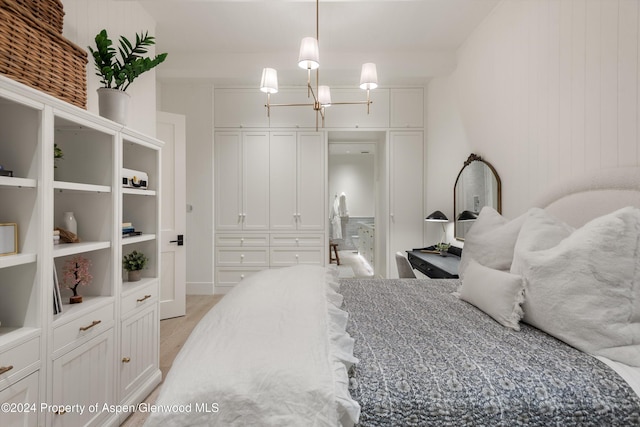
457 259 525 331
459 207 527 279
516 207 640 366
510 208 574 276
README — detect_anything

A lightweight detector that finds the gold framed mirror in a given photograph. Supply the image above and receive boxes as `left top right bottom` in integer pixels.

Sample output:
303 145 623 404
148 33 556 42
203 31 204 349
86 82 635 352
453 154 501 241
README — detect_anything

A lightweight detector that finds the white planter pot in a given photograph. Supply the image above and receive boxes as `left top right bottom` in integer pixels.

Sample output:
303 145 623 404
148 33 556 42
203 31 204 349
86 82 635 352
98 88 130 125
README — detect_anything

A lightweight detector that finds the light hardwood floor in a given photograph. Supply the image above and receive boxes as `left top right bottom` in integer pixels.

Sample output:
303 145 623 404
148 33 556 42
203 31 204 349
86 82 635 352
121 294 223 427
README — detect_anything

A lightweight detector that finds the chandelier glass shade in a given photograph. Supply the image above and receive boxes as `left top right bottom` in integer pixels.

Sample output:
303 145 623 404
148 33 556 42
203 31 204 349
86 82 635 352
260 0 378 129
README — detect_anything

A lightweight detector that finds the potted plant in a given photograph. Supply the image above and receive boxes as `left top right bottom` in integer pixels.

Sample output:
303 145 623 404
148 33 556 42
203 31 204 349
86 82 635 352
435 242 450 257
123 250 148 282
62 255 92 304
88 29 168 125
54 143 63 167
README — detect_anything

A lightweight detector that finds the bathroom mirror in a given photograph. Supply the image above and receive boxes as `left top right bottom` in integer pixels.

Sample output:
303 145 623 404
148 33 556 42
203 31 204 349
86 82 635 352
453 153 501 241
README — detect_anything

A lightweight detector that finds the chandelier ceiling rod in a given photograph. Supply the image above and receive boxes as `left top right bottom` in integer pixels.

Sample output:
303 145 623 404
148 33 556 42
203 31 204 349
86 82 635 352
259 0 378 130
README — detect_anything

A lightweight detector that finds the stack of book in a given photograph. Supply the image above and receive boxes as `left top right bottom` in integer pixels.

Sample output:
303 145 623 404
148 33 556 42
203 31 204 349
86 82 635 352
53 229 60 245
122 222 142 238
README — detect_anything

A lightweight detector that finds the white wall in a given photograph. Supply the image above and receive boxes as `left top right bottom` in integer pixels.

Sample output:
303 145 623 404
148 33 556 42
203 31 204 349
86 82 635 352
62 0 158 136
159 82 215 295
450 0 640 217
425 76 471 246
328 154 375 217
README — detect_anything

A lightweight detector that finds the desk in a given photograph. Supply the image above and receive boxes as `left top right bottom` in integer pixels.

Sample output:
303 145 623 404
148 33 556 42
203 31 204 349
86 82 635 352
407 247 460 279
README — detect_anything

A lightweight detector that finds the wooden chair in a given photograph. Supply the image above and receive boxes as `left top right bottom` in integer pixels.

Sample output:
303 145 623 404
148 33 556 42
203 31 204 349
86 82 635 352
329 241 340 265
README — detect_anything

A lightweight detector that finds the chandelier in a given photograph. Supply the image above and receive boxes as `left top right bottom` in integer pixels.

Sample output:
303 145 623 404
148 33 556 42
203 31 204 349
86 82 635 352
259 0 378 130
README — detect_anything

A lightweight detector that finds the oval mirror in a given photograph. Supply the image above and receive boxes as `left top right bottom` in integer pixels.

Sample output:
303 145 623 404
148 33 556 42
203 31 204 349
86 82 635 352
453 154 501 240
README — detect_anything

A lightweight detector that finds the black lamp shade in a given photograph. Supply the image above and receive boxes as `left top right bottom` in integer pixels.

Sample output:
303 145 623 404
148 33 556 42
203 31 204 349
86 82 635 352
425 210 448 222
457 210 479 222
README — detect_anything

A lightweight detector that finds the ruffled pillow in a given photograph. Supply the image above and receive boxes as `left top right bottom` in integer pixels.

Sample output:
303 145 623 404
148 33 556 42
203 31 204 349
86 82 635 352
459 207 527 278
457 259 525 330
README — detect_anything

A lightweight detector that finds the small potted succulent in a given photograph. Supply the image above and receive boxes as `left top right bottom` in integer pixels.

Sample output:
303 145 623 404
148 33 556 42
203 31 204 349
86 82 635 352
435 242 451 257
89 29 167 125
122 250 148 282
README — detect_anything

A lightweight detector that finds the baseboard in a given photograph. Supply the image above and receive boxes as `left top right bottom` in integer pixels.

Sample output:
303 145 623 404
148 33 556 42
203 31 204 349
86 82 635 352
186 282 215 295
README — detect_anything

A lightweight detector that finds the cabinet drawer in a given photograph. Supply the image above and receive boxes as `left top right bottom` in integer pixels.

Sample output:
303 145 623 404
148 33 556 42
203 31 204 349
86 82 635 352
216 248 269 266
216 234 269 247
270 234 324 247
53 302 114 354
0 337 39 389
216 267 262 286
121 281 158 317
269 247 323 267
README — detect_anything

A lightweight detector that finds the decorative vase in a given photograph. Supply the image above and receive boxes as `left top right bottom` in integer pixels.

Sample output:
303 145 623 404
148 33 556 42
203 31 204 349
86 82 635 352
439 250 448 257
70 295 82 304
128 270 141 282
63 211 77 234
98 88 130 125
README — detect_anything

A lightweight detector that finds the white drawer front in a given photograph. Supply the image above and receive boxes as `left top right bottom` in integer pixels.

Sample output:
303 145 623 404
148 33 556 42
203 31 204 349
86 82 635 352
270 234 324 247
216 268 262 285
269 247 323 267
0 337 39 389
121 281 158 317
53 303 114 354
215 234 269 247
216 248 269 266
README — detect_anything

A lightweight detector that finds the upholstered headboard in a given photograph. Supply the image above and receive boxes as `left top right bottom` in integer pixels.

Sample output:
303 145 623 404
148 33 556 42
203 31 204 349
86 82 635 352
534 167 640 227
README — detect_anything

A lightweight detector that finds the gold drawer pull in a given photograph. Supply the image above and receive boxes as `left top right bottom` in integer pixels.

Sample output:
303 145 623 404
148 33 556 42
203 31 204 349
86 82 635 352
0 365 13 375
79 320 101 331
122 357 131 363
137 294 152 303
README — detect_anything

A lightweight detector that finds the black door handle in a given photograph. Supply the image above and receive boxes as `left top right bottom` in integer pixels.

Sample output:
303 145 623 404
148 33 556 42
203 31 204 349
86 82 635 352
169 234 184 246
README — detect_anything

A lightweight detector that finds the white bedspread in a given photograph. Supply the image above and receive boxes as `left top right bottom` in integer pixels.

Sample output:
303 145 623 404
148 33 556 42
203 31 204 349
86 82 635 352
145 265 360 427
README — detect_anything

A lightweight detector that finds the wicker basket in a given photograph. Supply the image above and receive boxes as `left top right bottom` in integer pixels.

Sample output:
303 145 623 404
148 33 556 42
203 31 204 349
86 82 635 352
0 0 87 108
15 0 64 33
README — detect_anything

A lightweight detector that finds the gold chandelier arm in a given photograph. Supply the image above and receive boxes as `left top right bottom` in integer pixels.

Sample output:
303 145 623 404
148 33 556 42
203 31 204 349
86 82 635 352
267 102 316 108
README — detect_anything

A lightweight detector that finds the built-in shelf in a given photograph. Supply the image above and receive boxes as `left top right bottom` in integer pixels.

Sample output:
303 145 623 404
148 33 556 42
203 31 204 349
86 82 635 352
0 327 39 348
52 296 114 326
0 176 37 189
53 241 111 258
122 188 156 196
0 253 37 269
121 234 156 245
54 181 111 193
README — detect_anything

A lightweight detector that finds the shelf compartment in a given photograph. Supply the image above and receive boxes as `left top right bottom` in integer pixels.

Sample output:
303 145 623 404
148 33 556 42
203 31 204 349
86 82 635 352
0 263 39 331
122 187 156 196
122 234 156 245
54 181 111 194
53 241 111 258
0 176 37 189
0 253 36 269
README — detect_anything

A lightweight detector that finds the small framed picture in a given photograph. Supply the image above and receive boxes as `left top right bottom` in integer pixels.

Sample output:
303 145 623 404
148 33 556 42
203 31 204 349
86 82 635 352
0 223 18 256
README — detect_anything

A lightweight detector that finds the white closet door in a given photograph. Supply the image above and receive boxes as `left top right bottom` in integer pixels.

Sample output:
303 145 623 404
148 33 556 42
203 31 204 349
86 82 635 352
269 132 297 230
297 132 325 231
389 131 423 278
242 132 270 230
214 132 243 231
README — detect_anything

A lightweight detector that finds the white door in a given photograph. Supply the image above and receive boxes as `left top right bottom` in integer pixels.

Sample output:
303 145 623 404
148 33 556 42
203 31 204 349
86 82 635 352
269 131 297 230
389 131 423 278
297 132 325 230
158 111 186 319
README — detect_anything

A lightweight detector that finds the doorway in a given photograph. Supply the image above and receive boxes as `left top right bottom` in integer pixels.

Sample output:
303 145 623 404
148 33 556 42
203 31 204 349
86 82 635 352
328 131 386 277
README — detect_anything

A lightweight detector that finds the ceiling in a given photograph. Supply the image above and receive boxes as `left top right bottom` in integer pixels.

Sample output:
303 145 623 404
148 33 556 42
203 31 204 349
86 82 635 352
136 0 499 87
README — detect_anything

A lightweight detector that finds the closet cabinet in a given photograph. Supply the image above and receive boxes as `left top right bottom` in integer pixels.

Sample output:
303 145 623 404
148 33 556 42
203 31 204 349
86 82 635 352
215 130 326 292
214 131 269 231
390 88 424 128
0 75 161 427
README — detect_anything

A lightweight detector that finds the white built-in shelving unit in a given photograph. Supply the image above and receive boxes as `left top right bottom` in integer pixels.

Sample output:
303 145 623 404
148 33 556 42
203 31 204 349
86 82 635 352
0 75 162 427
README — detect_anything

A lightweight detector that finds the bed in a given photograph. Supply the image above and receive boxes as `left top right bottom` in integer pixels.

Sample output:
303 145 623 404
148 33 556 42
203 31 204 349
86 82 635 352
144 167 640 426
